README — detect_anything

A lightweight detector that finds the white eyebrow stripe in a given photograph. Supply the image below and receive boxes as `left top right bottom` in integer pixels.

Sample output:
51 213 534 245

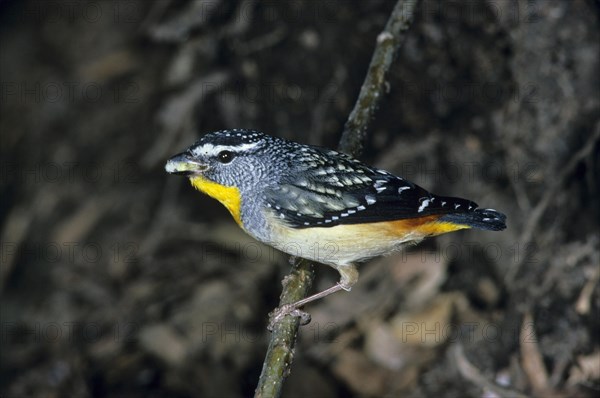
192 142 261 157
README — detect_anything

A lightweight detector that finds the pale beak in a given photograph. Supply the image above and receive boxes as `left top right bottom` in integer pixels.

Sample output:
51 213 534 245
165 152 208 176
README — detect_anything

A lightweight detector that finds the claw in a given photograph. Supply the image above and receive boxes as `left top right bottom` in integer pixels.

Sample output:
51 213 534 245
267 304 312 331
292 308 312 325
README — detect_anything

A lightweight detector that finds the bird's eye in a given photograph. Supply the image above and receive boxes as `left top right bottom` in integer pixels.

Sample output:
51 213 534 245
217 150 234 164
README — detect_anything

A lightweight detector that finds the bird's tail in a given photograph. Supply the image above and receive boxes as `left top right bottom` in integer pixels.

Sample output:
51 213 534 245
438 208 507 231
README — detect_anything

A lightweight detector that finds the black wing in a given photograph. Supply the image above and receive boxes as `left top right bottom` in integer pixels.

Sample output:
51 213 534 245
264 147 477 229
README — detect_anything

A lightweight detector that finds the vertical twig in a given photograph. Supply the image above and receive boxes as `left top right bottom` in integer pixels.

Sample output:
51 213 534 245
254 258 314 398
339 0 419 156
254 1 419 397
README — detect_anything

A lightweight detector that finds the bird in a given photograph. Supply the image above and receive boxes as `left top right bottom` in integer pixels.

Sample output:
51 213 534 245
165 129 506 326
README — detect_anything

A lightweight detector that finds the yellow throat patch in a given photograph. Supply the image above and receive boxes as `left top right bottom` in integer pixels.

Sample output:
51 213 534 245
189 176 243 227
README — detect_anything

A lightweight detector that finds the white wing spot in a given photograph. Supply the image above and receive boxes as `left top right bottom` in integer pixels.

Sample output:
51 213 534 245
375 186 386 193
455 204 461 209
365 195 376 205
418 199 430 213
347 209 356 214
331 216 339 220
357 205 366 211
398 186 411 194
441 201 446 206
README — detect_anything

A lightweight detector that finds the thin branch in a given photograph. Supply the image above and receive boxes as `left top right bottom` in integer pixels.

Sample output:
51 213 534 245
254 1 419 397
339 0 419 157
254 258 314 398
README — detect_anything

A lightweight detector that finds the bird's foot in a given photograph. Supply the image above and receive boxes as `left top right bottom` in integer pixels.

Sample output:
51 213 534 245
267 304 311 331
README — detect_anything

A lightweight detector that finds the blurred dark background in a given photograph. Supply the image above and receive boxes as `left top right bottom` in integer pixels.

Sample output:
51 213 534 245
1 0 599 397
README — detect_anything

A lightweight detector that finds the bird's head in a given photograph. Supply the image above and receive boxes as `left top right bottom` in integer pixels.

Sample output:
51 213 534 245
166 129 286 188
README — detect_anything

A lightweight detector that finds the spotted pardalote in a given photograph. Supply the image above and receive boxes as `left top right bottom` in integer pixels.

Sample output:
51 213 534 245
166 129 506 324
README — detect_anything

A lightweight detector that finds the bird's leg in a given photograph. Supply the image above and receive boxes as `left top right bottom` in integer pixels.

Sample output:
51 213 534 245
268 264 358 331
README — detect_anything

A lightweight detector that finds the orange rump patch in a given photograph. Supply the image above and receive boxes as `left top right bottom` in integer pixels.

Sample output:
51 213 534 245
384 215 470 237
